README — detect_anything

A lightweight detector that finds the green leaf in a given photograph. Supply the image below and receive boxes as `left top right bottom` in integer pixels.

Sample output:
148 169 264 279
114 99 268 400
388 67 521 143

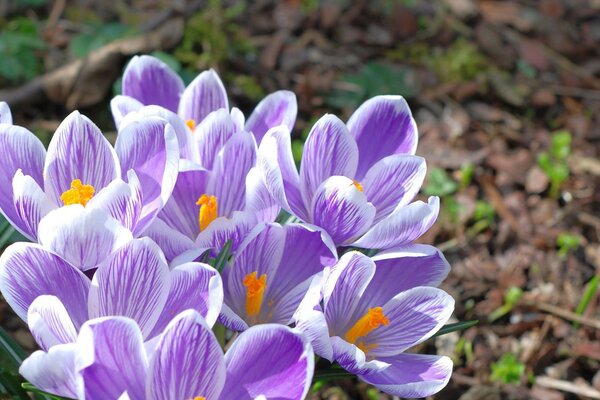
432 320 478 337
0 327 27 369
423 168 457 197
211 240 232 273
21 383 74 400
490 353 525 384
574 276 599 328
313 365 354 383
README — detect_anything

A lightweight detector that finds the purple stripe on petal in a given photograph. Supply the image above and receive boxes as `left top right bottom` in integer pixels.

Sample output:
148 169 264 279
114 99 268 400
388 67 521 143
115 116 179 228
148 309 226 400
0 101 12 124
361 353 453 398
299 114 358 206
311 176 375 245
365 287 454 357
120 105 196 161
323 252 375 336
158 163 210 240
347 96 418 179
258 126 308 220
193 108 237 170
0 243 90 326
357 245 451 309
76 317 148 400
20 344 78 399
149 262 223 337
222 224 285 325
178 69 229 124
12 170 53 240
264 224 337 325
245 167 279 222
330 336 389 376
0 124 46 239
44 111 121 206
110 95 143 130
353 196 439 250
222 324 314 400
38 206 133 271
245 90 297 143
143 218 196 263
87 172 143 235
88 238 170 338
195 211 257 257
219 303 250 332
28 295 78 351
122 55 184 112
362 154 426 222
207 131 257 217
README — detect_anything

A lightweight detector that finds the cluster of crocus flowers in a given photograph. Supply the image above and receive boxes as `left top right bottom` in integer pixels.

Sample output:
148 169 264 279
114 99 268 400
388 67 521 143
0 54 455 400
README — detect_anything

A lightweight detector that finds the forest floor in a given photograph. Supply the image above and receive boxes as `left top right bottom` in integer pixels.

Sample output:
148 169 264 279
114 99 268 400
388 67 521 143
1 1 599 399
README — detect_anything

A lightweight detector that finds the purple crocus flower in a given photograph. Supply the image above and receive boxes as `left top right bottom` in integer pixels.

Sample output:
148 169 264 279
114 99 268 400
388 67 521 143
220 222 337 331
111 54 297 144
295 247 454 397
0 101 12 124
130 106 279 263
0 230 222 351
258 95 439 249
20 310 314 400
0 110 178 240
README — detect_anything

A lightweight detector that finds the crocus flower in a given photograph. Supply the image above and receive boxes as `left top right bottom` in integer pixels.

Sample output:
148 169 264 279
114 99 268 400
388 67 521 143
0 110 178 240
258 95 439 249
135 106 278 263
111 54 297 144
0 101 12 124
20 310 314 400
220 222 337 331
0 229 222 351
294 247 454 398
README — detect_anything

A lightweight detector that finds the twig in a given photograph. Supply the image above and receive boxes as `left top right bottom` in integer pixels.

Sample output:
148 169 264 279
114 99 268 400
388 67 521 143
524 301 600 329
535 376 600 399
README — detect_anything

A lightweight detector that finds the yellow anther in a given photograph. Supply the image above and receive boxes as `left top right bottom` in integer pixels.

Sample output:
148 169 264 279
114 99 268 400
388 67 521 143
344 307 389 346
352 179 364 192
196 194 218 231
192 397 205 400
243 271 267 317
60 179 95 206
186 119 196 131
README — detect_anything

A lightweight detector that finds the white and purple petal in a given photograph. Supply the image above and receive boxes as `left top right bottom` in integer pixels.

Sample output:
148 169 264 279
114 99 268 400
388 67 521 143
193 108 238 170
299 114 358 206
0 243 90 326
353 196 439 250
149 262 223 337
310 176 375 245
76 316 148 400
115 116 179 229
38 206 133 271
147 309 226 400
0 101 12 124
44 111 120 206
360 353 453 398
258 126 308 221
88 238 170 338
362 154 426 222
0 124 47 239
347 96 418 179
178 69 229 125
110 95 143 129
122 55 185 112
12 170 53 240
20 344 78 399
222 324 314 400
28 295 78 351
245 90 297 144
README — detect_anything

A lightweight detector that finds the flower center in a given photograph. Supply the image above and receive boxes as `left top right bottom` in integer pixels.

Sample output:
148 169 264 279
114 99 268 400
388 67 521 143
196 194 217 231
243 271 267 317
186 119 196 131
192 397 205 400
352 179 364 192
60 179 95 206
344 307 389 347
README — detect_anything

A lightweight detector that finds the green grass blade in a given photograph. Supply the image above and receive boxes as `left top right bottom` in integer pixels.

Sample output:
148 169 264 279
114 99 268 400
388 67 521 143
433 320 479 337
574 276 599 328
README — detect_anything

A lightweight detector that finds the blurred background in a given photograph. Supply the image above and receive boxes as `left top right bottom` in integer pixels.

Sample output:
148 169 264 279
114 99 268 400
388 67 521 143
1 0 600 399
